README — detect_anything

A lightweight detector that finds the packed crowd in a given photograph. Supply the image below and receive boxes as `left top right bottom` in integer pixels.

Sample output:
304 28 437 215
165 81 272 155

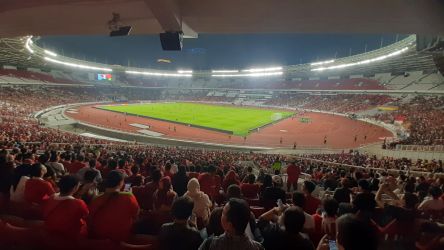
373 96 444 146
301 152 444 173
2 85 444 148
0 86 111 146
0 143 443 249
264 94 393 113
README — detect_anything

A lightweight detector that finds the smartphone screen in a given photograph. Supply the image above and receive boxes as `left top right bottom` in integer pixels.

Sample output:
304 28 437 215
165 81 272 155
276 199 284 210
124 183 131 192
329 240 338 250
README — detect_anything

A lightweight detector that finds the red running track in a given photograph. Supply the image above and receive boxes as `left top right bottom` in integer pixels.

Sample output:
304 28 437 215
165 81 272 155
66 104 393 149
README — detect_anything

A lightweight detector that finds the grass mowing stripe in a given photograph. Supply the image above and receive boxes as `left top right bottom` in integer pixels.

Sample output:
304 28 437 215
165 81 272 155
99 102 293 136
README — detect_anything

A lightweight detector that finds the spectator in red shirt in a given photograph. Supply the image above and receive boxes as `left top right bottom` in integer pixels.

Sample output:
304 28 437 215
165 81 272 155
153 176 177 212
43 175 89 240
24 163 55 205
286 161 301 192
88 170 139 242
241 174 260 199
198 166 221 200
101 158 117 179
118 158 131 176
187 165 200 179
302 181 321 215
60 153 73 173
125 165 145 187
222 170 240 192
163 162 174 179
133 168 162 210
67 154 87 174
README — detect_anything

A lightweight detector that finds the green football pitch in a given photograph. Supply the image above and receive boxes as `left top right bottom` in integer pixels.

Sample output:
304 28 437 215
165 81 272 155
99 102 293 136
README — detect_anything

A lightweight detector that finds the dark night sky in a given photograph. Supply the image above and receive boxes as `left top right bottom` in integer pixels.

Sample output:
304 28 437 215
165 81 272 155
37 33 408 70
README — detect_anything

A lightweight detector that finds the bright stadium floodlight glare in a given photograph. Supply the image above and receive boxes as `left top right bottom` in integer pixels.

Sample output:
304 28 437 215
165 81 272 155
211 71 283 77
310 59 335 66
44 57 112 72
25 36 34 54
242 67 282 72
44 49 57 57
311 47 409 71
211 70 239 73
126 70 192 77
177 70 193 73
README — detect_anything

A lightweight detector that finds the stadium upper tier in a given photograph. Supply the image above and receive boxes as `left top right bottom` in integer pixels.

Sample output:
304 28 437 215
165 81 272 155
0 35 443 92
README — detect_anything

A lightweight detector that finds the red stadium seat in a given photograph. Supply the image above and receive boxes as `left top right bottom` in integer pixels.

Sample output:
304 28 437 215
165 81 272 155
119 242 153 250
245 198 261 207
77 238 117 250
7 200 43 220
134 210 173 235
1 222 40 248
121 234 159 250
0 214 26 227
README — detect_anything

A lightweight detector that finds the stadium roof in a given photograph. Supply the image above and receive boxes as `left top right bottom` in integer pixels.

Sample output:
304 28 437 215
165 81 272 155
0 0 443 37
0 35 438 79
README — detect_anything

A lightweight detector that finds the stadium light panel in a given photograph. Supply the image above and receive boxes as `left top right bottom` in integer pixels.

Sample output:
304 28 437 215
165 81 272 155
212 71 283 77
242 67 282 72
211 70 239 73
177 70 193 73
25 37 34 54
311 47 409 71
126 70 192 77
44 57 112 72
310 59 335 66
44 50 57 57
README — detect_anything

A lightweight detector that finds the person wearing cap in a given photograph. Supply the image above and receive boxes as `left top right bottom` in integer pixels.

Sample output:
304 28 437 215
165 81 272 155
262 175 287 210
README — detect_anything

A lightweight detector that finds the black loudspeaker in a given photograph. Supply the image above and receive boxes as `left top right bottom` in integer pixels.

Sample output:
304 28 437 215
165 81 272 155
159 32 183 51
110 26 132 37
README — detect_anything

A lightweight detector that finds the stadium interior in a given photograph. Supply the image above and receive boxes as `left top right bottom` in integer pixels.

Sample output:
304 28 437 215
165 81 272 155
1 1 444 250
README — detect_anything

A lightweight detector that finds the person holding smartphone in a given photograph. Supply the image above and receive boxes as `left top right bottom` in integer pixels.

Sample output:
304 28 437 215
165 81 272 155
316 214 378 250
258 206 314 250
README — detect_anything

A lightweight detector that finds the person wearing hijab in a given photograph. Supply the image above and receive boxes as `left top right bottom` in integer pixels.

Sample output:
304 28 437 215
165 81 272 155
184 178 212 226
